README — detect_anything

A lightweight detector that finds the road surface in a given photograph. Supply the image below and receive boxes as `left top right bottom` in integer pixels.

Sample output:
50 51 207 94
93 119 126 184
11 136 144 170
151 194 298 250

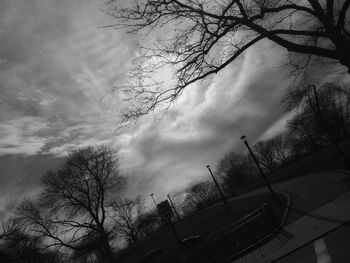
276 225 350 263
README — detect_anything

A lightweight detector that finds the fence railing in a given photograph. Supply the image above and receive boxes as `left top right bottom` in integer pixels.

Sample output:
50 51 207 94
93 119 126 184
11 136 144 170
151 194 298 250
185 202 281 263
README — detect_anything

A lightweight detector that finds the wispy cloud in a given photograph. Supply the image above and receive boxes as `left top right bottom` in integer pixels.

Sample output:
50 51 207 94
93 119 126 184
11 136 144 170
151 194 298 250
0 117 49 156
0 153 64 219
121 41 291 198
0 0 314 215
0 0 140 217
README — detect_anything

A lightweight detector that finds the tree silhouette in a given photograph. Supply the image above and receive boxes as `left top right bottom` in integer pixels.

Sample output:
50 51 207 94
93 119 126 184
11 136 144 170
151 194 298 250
0 219 63 263
108 0 350 120
16 146 125 263
252 135 289 172
71 230 109 262
287 110 327 153
283 83 350 155
112 197 161 245
217 152 257 194
182 180 219 214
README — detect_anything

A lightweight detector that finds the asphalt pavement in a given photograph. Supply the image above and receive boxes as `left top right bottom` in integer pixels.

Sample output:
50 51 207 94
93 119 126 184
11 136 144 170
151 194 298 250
275 225 350 263
231 189 350 263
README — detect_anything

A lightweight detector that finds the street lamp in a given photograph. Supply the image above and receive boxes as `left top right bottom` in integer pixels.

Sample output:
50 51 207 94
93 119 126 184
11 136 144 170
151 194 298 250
309 85 349 168
206 164 231 213
240 135 276 198
167 194 181 221
150 193 157 207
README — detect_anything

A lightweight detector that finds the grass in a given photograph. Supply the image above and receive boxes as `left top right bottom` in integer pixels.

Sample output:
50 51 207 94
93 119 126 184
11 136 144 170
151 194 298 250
116 140 350 262
237 139 350 196
237 170 350 225
275 170 350 224
116 168 350 262
116 193 287 263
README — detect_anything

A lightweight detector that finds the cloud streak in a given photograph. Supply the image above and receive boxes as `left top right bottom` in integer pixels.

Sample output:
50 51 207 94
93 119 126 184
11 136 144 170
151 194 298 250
0 0 299 215
121 41 290 199
0 0 139 217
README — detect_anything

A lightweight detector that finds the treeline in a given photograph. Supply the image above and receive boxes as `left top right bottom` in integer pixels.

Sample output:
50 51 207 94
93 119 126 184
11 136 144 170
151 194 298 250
183 82 350 211
0 147 210 262
1 82 350 262
0 148 216 262
0 147 164 263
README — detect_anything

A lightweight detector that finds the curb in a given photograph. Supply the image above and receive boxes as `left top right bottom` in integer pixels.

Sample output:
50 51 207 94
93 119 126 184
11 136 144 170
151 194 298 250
276 191 292 227
335 168 350 175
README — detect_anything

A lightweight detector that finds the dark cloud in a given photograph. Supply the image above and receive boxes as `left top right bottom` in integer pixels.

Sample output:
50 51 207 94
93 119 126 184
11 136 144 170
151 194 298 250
0 0 291 213
0 154 62 190
0 0 138 218
0 0 72 64
0 0 87 122
2 0 347 215
122 42 291 200
0 153 63 219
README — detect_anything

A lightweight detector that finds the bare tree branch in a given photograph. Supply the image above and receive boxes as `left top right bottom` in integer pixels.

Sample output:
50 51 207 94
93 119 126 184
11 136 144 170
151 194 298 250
106 0 350 122
16 146 125 262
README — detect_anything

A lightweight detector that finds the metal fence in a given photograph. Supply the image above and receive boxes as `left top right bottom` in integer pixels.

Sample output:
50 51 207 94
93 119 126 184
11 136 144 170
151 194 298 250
185 203 281 263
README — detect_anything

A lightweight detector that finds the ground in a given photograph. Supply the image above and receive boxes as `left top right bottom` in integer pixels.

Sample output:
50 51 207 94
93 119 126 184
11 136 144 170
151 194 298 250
240 169 350 224
276 225 350 263
116 168 350 262
116 192 286 263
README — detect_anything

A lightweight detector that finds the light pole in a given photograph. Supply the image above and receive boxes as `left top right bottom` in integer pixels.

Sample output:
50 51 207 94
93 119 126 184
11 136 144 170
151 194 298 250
167 194 181 221
241 135 276 198
206 165 231 213
310 85 349 168
150 193 157 207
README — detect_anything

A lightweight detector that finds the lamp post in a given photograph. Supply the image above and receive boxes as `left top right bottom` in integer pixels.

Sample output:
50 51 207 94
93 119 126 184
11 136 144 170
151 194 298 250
206 165 231 213
309 85 349 168
150 193 157 207
167 194 181 221
240 135 276 198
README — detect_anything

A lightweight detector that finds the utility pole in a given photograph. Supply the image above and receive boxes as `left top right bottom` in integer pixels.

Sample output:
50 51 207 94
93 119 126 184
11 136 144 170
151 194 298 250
150 193 157 207
167 194 181 221
241 135 276 199
206 165 231 214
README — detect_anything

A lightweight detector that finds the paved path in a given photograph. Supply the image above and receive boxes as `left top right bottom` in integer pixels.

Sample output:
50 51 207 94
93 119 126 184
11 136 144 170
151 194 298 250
233 189 350 262
259 223 350 263
235 169 350 199
207 170 350 221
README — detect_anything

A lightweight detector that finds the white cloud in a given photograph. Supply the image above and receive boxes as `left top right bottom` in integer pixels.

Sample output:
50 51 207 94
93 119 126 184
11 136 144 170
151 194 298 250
258 114 292 141
2 0 347 215
0 117 49 156
119 41 291 199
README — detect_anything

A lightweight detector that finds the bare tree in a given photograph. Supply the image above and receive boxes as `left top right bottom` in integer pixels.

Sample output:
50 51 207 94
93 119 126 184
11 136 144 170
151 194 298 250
71 230 109 262
287 111 327 153
217 152 257 194
0 219 18 240
107 0 350 121
16 146 125 263
283 83 350 154
112 197 160 245
252 135 289 172
181 180 219 214
0 219 63 263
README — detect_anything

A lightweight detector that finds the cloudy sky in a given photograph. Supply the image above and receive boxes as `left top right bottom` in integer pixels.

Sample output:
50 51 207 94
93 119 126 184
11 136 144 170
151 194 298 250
1 0 349 219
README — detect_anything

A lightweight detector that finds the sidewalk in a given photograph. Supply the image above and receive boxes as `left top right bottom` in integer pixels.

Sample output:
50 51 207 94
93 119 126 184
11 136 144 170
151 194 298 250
259 190 350 262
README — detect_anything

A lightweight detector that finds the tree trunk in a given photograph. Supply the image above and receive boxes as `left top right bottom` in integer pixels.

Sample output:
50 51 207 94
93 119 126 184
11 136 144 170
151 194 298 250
100 234 115 263
332 33 350 73
102 244 115 263
339 49 350 73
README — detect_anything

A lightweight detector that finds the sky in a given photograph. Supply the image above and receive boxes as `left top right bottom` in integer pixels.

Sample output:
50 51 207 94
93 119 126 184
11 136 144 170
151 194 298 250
0 0 348 219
